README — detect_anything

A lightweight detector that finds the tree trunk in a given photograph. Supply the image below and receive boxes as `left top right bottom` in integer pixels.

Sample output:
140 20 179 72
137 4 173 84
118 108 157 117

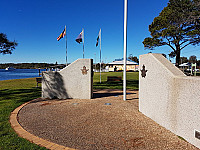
175 45 181 67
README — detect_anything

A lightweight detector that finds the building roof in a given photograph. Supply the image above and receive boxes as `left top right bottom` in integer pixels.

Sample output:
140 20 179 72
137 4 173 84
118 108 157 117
179 63 189 67
108 59 138 65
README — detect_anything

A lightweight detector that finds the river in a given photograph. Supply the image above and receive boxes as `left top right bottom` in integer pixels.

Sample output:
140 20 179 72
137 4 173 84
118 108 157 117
0 69 46 81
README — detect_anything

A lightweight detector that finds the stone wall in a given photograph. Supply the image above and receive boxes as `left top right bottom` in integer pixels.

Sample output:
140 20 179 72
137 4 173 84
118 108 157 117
42 59 93 99
139 53 200 149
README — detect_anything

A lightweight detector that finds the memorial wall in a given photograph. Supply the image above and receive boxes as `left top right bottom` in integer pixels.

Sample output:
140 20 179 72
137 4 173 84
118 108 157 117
139 53 200 149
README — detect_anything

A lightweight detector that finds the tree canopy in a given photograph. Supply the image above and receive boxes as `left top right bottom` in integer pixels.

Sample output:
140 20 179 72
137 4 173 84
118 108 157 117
143 0 200 66
180 56 188 63
128 54 139 63
0 33 18 54
189 55 197 63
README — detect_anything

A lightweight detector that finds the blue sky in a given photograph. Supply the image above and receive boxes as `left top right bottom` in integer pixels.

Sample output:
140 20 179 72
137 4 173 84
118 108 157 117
1 0 199 64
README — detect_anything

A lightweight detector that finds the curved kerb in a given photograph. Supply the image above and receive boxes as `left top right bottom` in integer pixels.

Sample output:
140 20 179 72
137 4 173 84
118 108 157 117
9 100 76 150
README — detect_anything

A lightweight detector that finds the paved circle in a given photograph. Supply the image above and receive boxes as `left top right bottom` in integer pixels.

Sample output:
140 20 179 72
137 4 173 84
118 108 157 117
18 89 199 150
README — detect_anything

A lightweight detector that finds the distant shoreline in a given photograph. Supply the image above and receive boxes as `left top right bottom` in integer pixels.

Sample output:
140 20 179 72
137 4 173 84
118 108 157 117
0 63 66 69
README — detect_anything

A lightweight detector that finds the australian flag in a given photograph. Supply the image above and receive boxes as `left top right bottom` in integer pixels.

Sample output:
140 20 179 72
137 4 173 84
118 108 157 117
75 31 83 43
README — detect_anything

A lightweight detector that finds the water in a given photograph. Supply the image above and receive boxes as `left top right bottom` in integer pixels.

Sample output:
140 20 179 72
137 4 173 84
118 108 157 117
0 69 46 81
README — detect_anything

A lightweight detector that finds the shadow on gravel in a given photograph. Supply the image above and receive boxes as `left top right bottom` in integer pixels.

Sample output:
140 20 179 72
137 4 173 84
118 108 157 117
93 92 123 98
126 98 139 101
93 89 137 99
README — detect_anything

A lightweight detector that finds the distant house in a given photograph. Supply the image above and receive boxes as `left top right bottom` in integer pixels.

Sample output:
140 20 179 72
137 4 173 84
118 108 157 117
108 59 139 72
179 62 189 70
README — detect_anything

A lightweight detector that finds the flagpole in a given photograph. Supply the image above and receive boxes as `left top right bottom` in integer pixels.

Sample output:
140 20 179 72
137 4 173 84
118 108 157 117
100 28 102 83
65 25 67 66
123 0 127 101
82 28 84 58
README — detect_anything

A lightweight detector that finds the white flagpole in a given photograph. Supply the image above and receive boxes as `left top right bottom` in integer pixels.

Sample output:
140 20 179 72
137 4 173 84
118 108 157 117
100 29 102 83
82 28 84 58
123 0 127 101
65 25 67 66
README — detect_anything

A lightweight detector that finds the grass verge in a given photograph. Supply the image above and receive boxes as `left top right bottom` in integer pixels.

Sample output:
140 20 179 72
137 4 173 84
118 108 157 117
0 78 47 150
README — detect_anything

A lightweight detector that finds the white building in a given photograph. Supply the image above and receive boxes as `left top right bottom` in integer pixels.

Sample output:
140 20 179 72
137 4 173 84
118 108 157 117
108 59 139 72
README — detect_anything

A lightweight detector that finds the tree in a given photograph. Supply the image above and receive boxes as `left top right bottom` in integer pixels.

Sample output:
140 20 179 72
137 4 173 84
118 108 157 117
143 0 200 67
0 33 18 54
169 51 176 58
189 55 197 63
180 56 188 63
196 60 200 68
95 63 106 70
128 54 139 63
186 0 200 31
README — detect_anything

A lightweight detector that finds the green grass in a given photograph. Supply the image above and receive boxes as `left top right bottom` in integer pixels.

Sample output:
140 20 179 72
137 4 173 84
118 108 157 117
196 72 200 76
0 78 47 150
0 72 139 149
177 135 186 141
93 72 139 89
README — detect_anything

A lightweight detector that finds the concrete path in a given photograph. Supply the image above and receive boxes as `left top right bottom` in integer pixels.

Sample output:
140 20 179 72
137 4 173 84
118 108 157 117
12 89 199 150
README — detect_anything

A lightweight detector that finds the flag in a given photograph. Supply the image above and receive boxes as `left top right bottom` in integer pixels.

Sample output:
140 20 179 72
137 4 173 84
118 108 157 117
96 36 99 47
75 31 83 44
57 28 66 41
96 29 101 47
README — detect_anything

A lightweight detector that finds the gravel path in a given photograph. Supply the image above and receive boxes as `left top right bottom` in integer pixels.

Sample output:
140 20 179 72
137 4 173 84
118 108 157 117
18 89 199 150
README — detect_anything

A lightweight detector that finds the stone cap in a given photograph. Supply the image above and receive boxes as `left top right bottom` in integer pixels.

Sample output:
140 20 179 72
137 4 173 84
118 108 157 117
140 53 186 77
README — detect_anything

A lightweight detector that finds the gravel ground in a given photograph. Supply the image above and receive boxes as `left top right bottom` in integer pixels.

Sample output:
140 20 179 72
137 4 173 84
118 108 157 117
18 89 199 150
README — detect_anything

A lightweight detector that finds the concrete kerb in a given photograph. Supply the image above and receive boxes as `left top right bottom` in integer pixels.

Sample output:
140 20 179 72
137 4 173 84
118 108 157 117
9 99 76 150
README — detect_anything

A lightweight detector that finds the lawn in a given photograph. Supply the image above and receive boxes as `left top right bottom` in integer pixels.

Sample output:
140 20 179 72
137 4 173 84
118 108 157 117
0 72 139 149
93 72 139 89
0 78 47 150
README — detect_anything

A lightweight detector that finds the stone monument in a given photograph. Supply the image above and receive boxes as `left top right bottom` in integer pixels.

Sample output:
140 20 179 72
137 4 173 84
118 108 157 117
139 53 200 149
42 59 93 99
